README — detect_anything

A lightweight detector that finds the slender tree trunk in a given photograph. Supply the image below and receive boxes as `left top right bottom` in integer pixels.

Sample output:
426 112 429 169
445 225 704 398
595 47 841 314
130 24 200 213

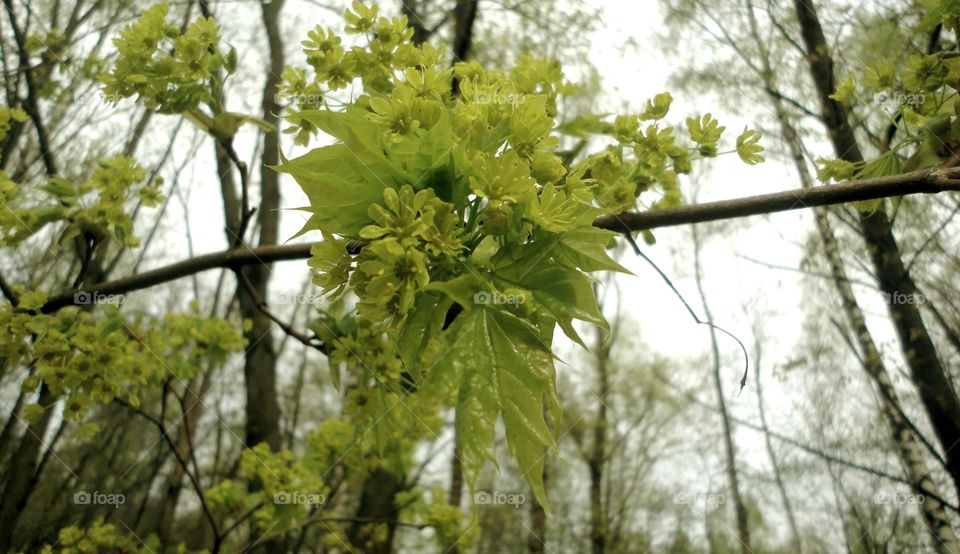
231 0 286 453
692 227 752 554
589 327 610 554
753 340 802 552
744 2 940 549
527 452 548 554
793 0 960 503
444 432 464 553
347 467 403 554
753 16 960 545
401 0 430 44
0 383 55 552
155 374 211 538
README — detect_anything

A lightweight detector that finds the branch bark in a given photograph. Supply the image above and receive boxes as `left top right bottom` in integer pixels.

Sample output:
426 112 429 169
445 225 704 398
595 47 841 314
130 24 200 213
33 167 960 314
592 166 960 233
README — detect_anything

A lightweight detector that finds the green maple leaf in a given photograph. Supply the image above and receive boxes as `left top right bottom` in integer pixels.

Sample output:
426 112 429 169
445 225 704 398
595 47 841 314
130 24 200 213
429 306 559 509
497 255 608 348
542 227 631 274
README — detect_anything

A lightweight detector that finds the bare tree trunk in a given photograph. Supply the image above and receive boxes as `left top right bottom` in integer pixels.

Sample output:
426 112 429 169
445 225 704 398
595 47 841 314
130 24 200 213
793 0 960 504
451 0 479 61
401 0 430 44
691 226 752 554
0 384 55 552
444 432 464 553
155 374 212 538
753 13 960 546
753 340 802 552
589 326 610 554
347 467 403 554
527 452 548 554
230 0 286 453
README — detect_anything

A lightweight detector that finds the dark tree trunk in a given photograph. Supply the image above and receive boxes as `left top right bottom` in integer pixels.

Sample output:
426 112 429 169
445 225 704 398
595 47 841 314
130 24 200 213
348 467 403 554
794 0 960 501
589 327 609 554
0 384 55 552
527 454 548 554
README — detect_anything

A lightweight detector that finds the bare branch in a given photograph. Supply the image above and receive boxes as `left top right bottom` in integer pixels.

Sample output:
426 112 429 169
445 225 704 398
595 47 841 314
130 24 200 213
592 165 960 233
32 165 960 313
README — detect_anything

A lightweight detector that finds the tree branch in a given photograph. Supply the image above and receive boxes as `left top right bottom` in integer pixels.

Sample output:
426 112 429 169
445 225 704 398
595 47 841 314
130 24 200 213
592 165 960 233
39 243 313 312
33 166 960 313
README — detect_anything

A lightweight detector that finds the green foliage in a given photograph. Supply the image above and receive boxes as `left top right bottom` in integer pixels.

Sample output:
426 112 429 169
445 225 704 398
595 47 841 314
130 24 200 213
0 105 28 140
0 156 160 247
40 518 164 554
102 2 220 112
270 3 763 507
102 2 267 140
2 298 244 421
736 128 765 165
822 4 960 186
428 306 560 507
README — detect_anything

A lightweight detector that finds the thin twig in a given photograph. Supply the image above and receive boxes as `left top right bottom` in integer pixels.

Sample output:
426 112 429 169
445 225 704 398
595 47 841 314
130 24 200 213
623 233 749 394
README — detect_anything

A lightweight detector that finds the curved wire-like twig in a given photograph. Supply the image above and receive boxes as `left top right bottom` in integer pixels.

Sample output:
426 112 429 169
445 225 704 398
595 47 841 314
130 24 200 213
623 232 750 395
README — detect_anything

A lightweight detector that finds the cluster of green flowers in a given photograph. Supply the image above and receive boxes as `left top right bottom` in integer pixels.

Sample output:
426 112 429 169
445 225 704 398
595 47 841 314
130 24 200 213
40 517 163 554
286 8 764 331
3 293 244 423
273 2 768 509
98 0 766 518
0 155 160 247
207 442 332 533
101 2 231 113
279 1 447 144
0 105 28 140
824 3 960 183
206 413 437 544
354 186 462 325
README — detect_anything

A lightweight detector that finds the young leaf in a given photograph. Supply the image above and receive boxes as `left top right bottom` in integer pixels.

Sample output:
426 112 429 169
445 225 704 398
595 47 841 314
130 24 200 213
542 227 631 274
430 307 557 509
497 257 608 348
735 128 765 165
